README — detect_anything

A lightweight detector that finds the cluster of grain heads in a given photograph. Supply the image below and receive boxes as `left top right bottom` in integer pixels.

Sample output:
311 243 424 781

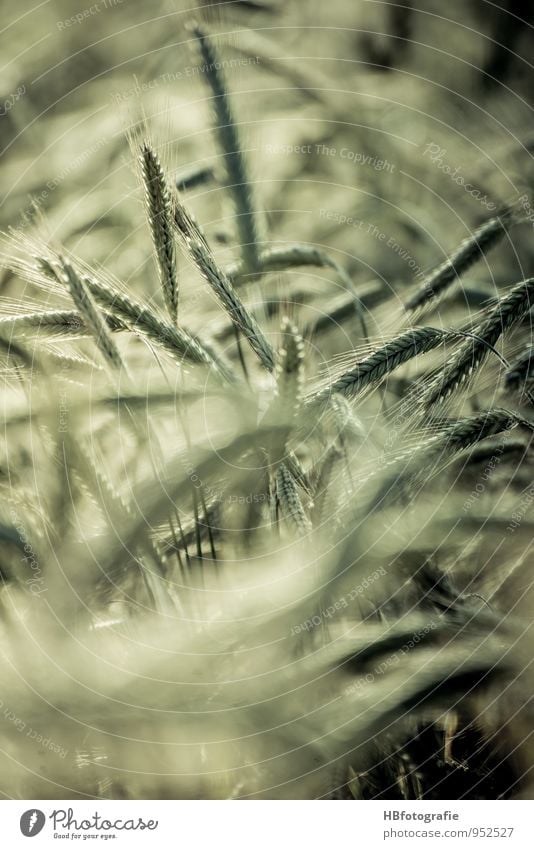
140 142 179 324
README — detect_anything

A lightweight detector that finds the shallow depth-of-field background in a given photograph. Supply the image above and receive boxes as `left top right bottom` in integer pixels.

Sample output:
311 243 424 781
1 0 534 800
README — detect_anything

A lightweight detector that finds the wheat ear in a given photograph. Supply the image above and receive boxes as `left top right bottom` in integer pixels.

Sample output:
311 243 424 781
87 276 234 380
73 442 176 608
504 347 534 395
404 208 513 313
192 23 260 273
311 445 343 527
311 327 451 403
37 259 234 381
173 198 274 371
432 408 534 453
263 319 305 469
421 278 534 408
55 259 124 371
276 318 304 421
140 142 179 324
0 310 125 337
275 462 311 535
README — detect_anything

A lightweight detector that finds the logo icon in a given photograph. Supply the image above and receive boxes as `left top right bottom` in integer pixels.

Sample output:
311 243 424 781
20 810 46 837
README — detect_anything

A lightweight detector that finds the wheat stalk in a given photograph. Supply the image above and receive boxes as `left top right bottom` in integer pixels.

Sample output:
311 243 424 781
175 163 215 192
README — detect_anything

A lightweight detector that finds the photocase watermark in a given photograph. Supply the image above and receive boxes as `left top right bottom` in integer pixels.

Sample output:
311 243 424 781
265 142 395 172
319 208 425 280
56 0 124 30
9 508 47 596
291 566 387 635
507 482 534 532
0 84 26 117
110 56 260 104
422 143 496 211
344 619 438 696
0 699 67 759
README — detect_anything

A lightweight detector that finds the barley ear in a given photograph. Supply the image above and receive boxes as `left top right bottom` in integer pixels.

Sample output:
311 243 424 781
311 326 450 404
140 141 179 324
173 197 274 371
275 462 311 536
